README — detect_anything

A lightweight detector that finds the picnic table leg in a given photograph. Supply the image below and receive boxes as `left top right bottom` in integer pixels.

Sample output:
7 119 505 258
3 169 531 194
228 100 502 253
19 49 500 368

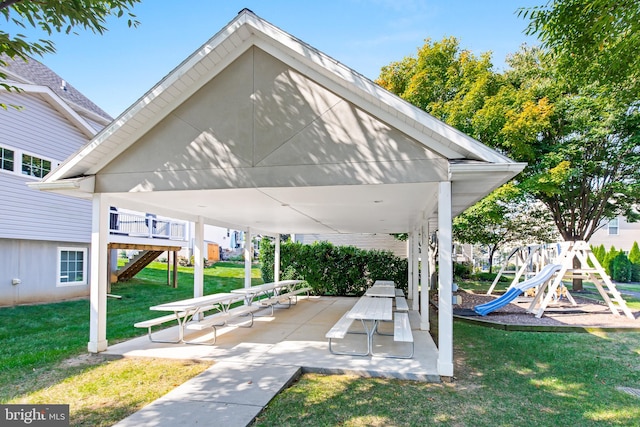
176 309 198 342
358 319 378 356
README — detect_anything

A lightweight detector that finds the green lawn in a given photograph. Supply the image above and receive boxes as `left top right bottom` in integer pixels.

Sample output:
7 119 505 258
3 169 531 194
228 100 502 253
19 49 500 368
0 261 261 402
2 264 639 426
254 324 640 426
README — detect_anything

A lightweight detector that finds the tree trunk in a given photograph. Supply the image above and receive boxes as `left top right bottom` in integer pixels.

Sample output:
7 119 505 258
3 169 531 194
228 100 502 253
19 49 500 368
488 245 496 274
572 256 583 291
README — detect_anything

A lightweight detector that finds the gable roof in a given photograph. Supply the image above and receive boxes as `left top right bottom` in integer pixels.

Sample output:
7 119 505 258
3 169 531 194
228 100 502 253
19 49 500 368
1 54 112 124
32 9 525 235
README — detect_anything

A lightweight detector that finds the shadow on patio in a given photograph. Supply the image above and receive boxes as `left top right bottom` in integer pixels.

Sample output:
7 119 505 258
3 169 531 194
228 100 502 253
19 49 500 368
104 296 440 382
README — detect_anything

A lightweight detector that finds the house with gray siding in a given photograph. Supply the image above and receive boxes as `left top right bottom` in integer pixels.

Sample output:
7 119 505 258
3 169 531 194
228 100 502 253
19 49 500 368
589 216 640 254
0 55 112 306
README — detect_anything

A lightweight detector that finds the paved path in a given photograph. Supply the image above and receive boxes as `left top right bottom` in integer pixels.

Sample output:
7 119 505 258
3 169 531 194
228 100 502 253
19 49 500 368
113 362 301 427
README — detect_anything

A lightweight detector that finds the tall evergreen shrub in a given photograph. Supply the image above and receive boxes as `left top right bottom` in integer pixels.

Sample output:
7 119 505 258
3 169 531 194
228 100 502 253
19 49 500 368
628 242 640 282
603 246 618 275
611 252 632 282
591 244 606 267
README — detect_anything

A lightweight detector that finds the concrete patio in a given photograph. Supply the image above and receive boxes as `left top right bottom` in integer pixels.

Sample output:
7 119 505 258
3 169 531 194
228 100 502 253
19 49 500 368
104 296 440 382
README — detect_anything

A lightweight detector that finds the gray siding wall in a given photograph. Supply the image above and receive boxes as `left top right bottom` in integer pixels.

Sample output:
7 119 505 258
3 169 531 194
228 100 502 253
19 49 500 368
589 217 640 253
0 91 90 159
295 233 407 258
0 91 92 243
81 114 108 133
0 239 90 306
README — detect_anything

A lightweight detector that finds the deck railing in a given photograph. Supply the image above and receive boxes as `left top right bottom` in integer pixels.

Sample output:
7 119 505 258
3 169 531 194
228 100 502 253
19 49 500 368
109 210 186 241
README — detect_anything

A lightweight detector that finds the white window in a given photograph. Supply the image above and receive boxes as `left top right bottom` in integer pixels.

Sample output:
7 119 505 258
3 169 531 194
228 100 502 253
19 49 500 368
0 146 15 172
0 144 57 178
57 247 88 286
22 153 51 178
608 218 619 236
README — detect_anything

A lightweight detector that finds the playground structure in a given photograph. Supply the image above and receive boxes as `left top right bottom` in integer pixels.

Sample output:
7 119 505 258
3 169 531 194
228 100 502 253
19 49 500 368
486 243 561 296
475 241 635 319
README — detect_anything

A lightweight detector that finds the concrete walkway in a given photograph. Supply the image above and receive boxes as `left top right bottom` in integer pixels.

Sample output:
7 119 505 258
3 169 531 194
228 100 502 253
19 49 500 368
113 362 301 427
108 296 439 426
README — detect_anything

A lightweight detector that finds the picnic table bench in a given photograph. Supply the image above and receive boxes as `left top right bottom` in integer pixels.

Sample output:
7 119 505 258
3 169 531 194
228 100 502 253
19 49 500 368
134 293 245 343
326 296 413 358
326 312 367 356
135 281 312 345
184 304 260 344
231 280 311 315
395 296 409 312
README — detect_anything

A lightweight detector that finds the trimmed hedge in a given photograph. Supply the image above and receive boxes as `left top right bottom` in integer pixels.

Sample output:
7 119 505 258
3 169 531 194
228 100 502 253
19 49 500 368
259 238 408 296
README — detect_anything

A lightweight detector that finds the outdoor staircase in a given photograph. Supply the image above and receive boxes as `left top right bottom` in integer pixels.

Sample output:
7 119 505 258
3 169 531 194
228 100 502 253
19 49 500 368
115 250 165 282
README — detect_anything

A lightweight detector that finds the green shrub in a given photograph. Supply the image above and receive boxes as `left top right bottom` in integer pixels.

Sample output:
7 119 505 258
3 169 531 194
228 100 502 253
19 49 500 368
454 262 472 280
603 246 618 275
611 253 632 282
631 263 640 283
259 238 408 296
471 271 510 283
592 244 606 266
629 242 640 262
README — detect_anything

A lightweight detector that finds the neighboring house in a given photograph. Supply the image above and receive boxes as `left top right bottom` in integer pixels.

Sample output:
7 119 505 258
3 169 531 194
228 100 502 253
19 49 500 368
177 224 245 261
589 216 640 253
0 55 112 306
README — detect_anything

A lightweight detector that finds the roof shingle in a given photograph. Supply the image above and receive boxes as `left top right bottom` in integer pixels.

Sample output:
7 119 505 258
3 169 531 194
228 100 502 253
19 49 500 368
1 54 112 121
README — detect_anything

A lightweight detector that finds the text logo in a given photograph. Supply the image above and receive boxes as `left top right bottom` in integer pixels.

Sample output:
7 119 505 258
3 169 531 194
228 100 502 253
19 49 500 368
1 404 69 426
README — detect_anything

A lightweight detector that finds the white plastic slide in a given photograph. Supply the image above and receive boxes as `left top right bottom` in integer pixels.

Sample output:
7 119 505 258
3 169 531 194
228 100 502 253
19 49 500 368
474 264 562 316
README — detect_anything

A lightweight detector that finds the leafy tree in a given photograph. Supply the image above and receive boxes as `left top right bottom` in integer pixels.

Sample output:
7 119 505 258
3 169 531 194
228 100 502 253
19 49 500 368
377 36 501 137
378 39 640 290
475 46 640 245
519 0 640 103
453 183 559 273
0 0 140 104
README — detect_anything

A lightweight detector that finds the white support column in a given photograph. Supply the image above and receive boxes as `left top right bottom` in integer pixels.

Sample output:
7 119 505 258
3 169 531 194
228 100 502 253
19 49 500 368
194 217 204 299
244 228 252 288
407 235 413 296
274 234 281 282
420 221 430 329
88 194 109 353
411 225 420 303
437 181 454 377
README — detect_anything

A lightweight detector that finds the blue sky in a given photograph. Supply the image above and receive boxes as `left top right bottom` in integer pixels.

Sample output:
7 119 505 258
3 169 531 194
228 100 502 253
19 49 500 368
7 0 542 117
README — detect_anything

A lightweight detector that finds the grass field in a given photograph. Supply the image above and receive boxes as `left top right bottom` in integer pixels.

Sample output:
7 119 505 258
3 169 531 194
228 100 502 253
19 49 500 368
2 263 639 426
0 261 260 426
254 323 640 426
